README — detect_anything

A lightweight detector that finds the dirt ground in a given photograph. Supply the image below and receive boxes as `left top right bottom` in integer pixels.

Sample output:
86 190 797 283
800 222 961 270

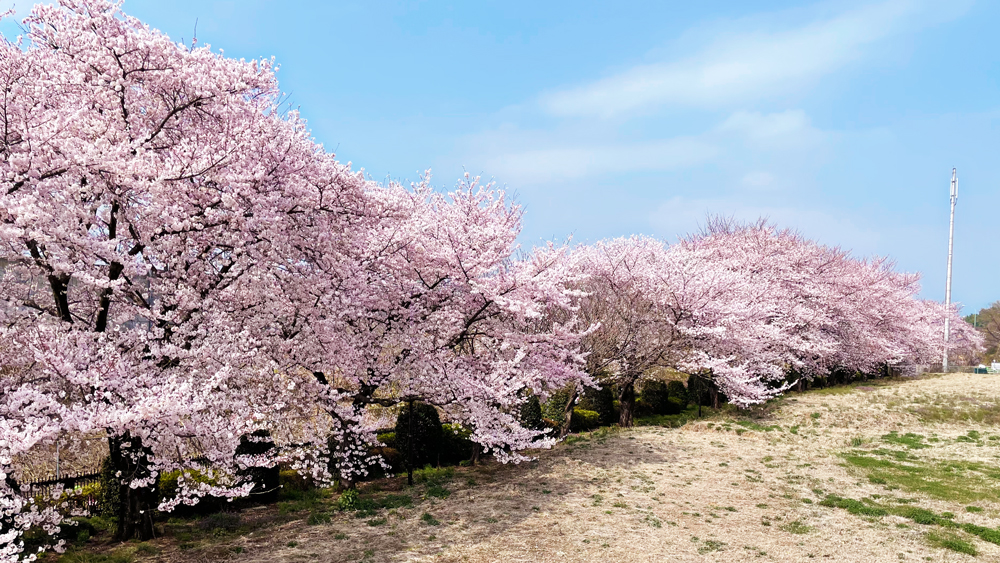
143 372 1000 563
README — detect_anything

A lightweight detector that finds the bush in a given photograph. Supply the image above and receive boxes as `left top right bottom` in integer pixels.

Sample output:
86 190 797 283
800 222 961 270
641 380 670 415
570 409 600 432
235 429 279 504
519 395 545 431
542 386 572 425
278 469 311 495
579 385 615 426
394 402 443 470
336 488 360 511
664 397 685 415
666 381 688 406
376 432 396 449
440 423 474 465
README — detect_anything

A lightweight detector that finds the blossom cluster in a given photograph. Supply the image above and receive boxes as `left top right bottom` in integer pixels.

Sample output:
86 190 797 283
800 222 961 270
569 220 981 420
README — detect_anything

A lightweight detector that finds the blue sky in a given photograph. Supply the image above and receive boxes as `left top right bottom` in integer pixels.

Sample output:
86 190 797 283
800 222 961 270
2 0 997 312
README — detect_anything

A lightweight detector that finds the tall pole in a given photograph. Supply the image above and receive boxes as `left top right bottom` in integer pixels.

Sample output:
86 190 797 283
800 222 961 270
943 168 958 372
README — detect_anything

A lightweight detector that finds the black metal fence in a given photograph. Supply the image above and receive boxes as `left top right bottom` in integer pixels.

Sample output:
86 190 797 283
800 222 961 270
20 469 102 510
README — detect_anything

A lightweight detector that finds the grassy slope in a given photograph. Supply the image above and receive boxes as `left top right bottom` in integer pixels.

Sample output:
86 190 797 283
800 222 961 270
52 372 1000 563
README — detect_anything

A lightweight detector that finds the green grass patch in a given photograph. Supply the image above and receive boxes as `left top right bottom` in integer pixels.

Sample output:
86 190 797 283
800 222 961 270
413 466 454 485
338 489 413 517
881 431 928 449
807 378 904 396
841 450 1000 504
780 520 813 534
818 495 887 518
306 512 331 525
420 512 441 526
821 494 1000 549
57 548 137 563
696 539 726 554
734 420 781 432
910 401 1000 426
425 483 451 499
279 488 329 514
926 530 978 556
635 405 706 428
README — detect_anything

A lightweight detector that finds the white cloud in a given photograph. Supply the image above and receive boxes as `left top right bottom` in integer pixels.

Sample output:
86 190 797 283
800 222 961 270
539 0 967 118
482 137 718 183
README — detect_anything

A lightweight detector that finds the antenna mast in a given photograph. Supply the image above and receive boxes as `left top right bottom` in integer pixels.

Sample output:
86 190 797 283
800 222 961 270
943 168 958 372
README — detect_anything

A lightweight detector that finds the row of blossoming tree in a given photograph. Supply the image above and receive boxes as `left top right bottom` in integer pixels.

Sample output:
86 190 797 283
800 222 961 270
0 1 982 560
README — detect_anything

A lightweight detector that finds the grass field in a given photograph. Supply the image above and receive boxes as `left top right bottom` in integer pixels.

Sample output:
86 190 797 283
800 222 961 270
52 372 1000 562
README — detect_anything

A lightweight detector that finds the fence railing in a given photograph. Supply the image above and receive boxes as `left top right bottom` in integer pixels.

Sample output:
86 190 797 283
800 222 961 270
18 469 102 509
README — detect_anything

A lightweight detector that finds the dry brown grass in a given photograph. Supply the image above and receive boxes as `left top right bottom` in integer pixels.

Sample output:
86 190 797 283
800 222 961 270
110 373 1000 562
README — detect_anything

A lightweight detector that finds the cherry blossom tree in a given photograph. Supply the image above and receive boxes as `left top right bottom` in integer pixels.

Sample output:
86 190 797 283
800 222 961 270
678 219 983 389
0 0 369 551
571 221 983 422
0 3 590 557
267 175 589 482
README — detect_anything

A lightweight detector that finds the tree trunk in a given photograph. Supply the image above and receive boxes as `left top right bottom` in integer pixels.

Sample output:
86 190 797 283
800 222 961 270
710 385 720 410
618 380 636 428
406 399 415 487
109 433 157 541
558 384 579 438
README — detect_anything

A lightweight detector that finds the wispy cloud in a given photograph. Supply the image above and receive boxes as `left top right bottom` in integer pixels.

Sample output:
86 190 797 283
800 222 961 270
468 108 823 184
717 109 825 149
481 136 717 183
539 0 967 118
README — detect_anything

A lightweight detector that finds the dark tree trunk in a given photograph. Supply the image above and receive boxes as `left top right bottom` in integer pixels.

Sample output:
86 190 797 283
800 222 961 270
618 380 636 428
406 399 415 487
109 433 157 541
558 384 579 438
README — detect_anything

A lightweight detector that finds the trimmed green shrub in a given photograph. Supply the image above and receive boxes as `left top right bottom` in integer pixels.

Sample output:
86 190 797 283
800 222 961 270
440 423 475 465
666 381 688 406
641 380 670 415
570 409 600 432
376 431 397 449
664 397 684 415
395 402 443 470
579 385 616 426
519 395 545 430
